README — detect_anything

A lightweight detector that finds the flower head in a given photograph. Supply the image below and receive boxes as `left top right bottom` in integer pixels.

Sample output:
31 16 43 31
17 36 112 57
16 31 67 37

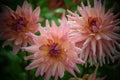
67 0 120 66
22 15 84 80
0 1 40 54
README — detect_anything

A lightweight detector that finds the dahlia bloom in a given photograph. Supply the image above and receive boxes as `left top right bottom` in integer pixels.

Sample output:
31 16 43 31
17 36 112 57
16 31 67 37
67 0 120 66
0 1 40 54
22 15 84 80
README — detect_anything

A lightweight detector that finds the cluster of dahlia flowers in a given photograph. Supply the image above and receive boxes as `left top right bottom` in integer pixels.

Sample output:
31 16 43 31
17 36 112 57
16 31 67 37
0 0 120 80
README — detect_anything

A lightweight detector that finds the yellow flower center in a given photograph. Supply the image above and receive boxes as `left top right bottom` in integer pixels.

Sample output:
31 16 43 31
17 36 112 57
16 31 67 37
39 39 63 57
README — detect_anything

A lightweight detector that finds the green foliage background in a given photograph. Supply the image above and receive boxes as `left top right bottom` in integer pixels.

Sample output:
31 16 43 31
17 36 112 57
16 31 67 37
0 0 120 80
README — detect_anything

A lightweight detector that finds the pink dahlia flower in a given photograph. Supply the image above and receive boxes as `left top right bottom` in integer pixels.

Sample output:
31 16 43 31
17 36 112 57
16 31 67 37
22 15 84 80
67 0 120 66
0 1 40 54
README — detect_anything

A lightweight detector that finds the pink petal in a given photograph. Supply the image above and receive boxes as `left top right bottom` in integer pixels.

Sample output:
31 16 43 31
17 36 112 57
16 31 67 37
13 44 21 54
22 45 39 53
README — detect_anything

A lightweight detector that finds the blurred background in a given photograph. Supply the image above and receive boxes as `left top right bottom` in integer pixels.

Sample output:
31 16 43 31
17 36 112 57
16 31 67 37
0 0 120 80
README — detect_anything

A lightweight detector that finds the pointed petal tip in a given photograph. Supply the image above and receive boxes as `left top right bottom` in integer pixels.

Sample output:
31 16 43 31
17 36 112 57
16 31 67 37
45 19 50 28
33 7 40 17
25 66 30 70
23 0 29 7
24 56 28 60
21 47 25 51
35 72 39 77
78 59 85 64
13 46 20 55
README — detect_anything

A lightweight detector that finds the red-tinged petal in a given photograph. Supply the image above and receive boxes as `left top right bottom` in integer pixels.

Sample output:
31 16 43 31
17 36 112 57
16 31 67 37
35 67 41 77
52 62 58 76
44 69 52 80
66 67 76 77
22 1 28 8
25 63 38 70
32 7 40 21
13 44 21 54
2 38 14 47
58 62 65 78
22 45 39 53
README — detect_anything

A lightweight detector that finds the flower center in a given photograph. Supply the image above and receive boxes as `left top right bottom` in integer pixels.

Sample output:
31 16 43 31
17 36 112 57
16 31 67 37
13 18 26 32
49 43 61 56
88 17 101 32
